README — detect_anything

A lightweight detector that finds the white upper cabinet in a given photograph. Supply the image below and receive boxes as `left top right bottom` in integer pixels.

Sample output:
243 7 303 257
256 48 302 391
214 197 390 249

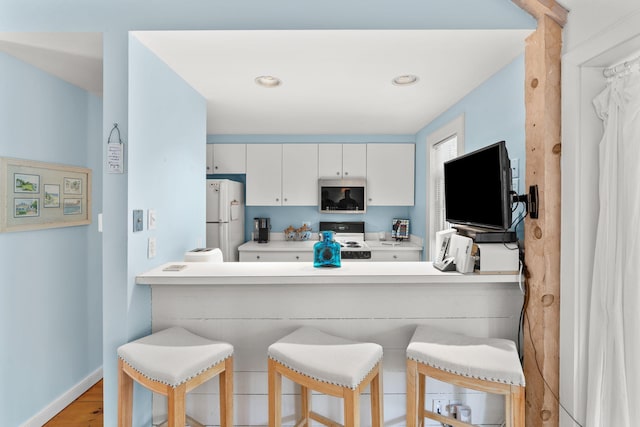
282 144 318 205
212 143 246 174
342 144 367 178
206 144 214 174
318 144 366 178
246 144 282 206
246 144 318 206
245 142 413 207
366 143 415 206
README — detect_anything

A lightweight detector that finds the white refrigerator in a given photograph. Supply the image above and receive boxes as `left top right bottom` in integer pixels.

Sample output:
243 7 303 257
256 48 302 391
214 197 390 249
206 179 245 262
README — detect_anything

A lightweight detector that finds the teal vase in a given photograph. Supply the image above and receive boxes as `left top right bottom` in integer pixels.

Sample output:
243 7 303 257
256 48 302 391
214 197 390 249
313 231 341 268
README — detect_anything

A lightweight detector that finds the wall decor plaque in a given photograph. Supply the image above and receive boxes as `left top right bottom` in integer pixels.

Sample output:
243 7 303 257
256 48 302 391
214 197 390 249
0 157 91 232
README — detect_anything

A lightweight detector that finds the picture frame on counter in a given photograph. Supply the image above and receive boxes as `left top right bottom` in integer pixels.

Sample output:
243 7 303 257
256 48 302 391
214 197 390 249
392 218 410 240
0 157 91 232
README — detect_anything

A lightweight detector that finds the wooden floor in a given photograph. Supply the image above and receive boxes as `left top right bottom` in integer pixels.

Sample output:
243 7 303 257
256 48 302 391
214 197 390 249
44 380 103 427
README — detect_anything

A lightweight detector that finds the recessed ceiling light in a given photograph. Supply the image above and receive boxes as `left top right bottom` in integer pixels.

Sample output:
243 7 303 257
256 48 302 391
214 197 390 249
255 75 281 87
392 75 419 86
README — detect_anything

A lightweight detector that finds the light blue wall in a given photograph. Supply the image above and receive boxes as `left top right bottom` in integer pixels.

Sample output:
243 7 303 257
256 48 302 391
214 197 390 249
116 36 207 425
0 52 103 426
411 55 526 250
0 1 534 425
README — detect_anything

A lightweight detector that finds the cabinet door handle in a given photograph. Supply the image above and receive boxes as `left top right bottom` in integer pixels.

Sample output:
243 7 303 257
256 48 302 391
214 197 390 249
295 255 300 260
393 255 398 259
284 198 288 202
336 171 340 175
214 165 218 170
344 171 349 175
256 255 260 260
368 198 373 202
276 198 279 202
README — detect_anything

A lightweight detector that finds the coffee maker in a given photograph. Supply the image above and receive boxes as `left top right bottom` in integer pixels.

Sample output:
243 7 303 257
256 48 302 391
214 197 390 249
253 217 271 243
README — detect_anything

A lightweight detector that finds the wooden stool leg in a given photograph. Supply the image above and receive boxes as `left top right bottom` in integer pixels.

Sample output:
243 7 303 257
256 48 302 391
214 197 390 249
219 357 234 427
118 359 133 427
370 369 383 427
268 359 282 427
343 389 360 427
300 385 310 426
167 383 187 427
418 372 426 427
510 385 525 427
406 359 418 427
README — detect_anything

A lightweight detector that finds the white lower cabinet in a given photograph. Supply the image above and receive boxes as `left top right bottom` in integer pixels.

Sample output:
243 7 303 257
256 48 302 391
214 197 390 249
239 251 312 262
239 248 421 262
370 250 421 262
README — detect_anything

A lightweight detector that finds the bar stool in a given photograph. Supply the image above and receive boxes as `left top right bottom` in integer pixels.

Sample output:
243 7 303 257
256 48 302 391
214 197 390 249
406 325 525 427
117 326 234 427
268 326 384 427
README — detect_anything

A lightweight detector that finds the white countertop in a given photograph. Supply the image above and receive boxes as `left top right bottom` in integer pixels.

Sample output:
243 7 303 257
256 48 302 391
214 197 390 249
238 240 423 252
135 261 519 286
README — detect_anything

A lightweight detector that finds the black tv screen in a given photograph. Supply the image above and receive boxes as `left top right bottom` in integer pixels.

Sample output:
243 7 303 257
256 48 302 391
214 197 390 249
444 141 512 230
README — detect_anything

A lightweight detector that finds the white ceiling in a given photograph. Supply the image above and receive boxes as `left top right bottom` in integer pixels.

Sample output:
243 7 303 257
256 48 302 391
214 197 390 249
0 32 103 96
0 29 532 135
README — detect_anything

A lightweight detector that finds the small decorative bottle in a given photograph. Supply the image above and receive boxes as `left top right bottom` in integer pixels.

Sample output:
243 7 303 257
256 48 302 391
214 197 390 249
313 230 341 268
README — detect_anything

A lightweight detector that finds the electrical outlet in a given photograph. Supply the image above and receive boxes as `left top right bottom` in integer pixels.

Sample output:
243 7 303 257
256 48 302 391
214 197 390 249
148 237 157 259
510 158 519 179
432 399 447 415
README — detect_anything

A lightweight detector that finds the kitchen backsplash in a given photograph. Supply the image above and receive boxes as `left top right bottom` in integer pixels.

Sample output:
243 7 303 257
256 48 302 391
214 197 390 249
245 205 412 242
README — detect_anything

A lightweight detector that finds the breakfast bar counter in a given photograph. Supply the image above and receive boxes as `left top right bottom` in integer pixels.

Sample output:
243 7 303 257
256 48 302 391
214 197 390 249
136 261 523 426
135 260 518 285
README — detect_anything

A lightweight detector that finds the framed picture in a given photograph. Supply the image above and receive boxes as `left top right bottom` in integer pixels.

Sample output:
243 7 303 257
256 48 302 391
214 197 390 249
14 173 40 193
0 157 91 232
63 198 82 215
391 218 410 240
64 177 82 194
44 184 60 208
14 198 39 217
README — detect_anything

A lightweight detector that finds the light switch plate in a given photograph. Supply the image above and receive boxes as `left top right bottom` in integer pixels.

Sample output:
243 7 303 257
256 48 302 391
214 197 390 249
148 209 157 230
133 209 144 232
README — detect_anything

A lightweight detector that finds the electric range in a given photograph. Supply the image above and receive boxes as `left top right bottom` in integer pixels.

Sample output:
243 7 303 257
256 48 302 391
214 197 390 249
319 221 372 260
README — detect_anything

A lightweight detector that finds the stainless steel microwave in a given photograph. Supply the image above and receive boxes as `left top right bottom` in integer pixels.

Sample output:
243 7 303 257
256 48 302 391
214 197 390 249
319 179 366 213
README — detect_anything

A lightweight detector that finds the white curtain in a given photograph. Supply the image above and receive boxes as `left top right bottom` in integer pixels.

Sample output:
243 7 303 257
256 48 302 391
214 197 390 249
586 64 640 426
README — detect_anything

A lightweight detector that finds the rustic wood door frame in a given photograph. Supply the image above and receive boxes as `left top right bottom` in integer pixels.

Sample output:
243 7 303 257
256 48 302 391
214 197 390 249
511 1 568 426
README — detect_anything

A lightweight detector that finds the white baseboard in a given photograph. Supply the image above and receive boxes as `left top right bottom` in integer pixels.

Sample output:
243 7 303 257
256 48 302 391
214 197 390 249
21 366 103 427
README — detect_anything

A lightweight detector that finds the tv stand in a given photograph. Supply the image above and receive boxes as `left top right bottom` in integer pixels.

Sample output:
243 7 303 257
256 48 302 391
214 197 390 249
453 225 517 243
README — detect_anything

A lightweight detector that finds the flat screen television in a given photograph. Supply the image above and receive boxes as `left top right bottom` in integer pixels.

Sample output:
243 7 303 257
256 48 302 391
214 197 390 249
444 141 512 230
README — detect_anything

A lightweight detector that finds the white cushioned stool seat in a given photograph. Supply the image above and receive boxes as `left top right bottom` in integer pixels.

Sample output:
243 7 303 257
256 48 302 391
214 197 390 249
406 325 525 427
117 326 233 427
268 326 382 389
268 326 384 427
118 326 233 387
407 325 525 386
